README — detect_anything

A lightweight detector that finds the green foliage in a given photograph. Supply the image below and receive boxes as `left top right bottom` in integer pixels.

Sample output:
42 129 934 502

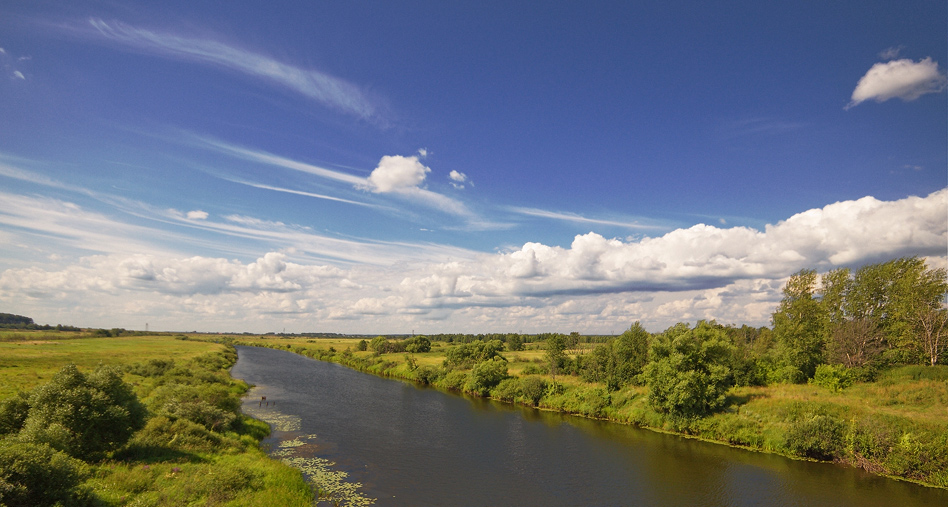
0 393 30 436
0 440 92 507
581 323 651 390
126 358 176 377
810 364 854 392
19 364 146 460
644 321 734 419
404 335 431 353
506 334 524 351
442 371 468 391
444 340 505 368
490 378 522 402
545 333 567 380
465 358 509 396
784 412 845 460
773 269 828 380
520 377 547 406
414 365 445 385
356 339 368 351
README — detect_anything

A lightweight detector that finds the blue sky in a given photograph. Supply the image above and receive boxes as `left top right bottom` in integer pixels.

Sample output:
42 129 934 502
0 1 945 334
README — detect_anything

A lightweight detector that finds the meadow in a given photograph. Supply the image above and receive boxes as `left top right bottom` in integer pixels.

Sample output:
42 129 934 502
0 332 315 506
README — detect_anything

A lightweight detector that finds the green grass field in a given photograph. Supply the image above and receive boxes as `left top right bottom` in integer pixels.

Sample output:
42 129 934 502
0 333 315 506
0 334 226 399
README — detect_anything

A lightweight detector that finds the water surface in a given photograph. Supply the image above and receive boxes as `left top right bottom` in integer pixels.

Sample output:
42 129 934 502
231 346 947 506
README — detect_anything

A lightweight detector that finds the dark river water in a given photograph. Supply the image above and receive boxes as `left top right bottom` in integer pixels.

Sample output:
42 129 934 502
230 346 947 506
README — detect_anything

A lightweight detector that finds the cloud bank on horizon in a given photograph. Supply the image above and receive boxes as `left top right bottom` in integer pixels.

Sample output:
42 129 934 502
0 2 945 333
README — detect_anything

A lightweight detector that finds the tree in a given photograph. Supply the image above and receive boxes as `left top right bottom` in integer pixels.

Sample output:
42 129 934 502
465 358 508 396
545 334 567 383
826 318 885 369
404 335 431 353
506 333 524 352
644 321 733 418
913 308 948 366
772 269 828 381
612 322 650 385
356 339 368 351
19 364 146 460
847 257 947 356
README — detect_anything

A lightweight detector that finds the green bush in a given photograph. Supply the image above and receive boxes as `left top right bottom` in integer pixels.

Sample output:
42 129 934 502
415 365 444 385
811 364 853 392
442 371 468 391
644 322 733 419
520 377 547 406
0 440 92 507
491 378 522 402
127 358 175 377
784 413 845 460
0 393 30 436
465 358 508 396
20 365 146 460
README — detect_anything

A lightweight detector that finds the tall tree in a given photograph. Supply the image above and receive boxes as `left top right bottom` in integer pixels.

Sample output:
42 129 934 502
772 269 828 380
545 333 567 383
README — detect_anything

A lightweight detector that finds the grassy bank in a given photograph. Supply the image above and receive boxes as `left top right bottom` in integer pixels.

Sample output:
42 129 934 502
231 335 948 489
0 333 314 506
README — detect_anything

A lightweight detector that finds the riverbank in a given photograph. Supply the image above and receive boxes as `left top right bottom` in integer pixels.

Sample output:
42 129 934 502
230 335 948 490
0 332 315 506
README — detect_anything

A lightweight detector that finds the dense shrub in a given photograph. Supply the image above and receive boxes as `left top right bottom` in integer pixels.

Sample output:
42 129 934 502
0 393 30 436
520 377 547 406
784 413 845 460
444 340 505 368
404 336 431 353
465 358 508 396
127 358 176 377
810 364 853 392
644 322 734 419
0 440 92 507
20 365 146 460
415 365 445 385
442 371 468 391
491 378 522 402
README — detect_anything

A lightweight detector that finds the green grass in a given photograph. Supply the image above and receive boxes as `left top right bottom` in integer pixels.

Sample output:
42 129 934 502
0 335 227 400
0 335 316 506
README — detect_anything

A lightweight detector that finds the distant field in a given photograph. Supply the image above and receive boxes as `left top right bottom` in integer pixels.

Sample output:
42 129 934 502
0 334 226 399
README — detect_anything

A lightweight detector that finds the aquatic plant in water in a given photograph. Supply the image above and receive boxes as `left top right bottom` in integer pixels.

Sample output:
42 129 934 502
275 435 376 507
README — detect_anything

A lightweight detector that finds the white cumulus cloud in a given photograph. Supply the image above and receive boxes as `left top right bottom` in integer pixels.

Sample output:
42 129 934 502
186 210 209 220
847 57 948 109
365 155 430 193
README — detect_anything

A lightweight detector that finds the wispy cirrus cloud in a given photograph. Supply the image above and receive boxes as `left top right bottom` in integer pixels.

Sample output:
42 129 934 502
86 18 380 121
510 207 664 230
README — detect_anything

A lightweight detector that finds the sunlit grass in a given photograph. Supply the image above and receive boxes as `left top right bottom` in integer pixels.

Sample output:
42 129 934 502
0 335 226 400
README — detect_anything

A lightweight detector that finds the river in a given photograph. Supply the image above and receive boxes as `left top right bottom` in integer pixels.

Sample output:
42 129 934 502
230 345 947 506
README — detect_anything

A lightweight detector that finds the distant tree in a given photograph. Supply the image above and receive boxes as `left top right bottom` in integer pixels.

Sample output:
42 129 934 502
520 377 547 406
545 334 567 383
356 339 368 351
404 335 431 354
772 269 828 381
506 334 524 352
644 321 734 419
369 336 388 353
